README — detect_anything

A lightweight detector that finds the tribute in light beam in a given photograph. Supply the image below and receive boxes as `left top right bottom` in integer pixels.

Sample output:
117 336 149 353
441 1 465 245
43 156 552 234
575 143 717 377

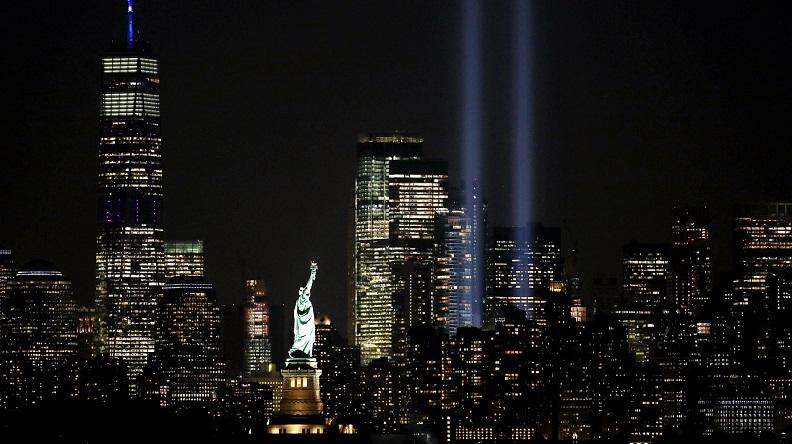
511 0 535 229
460 0 484 327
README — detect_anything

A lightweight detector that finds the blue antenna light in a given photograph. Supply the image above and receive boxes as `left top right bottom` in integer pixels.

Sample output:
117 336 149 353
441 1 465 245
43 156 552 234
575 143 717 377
127 0 134 47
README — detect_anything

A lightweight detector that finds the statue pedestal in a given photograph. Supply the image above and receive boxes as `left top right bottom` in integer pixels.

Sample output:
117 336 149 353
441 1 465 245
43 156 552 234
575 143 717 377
266 357 327 434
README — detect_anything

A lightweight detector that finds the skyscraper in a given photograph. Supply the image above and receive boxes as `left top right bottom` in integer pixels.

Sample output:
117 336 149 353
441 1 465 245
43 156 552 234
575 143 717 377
436 190 475 336
94 2 164 390
0 246 14 300
485 225 563 324
352 133 448 363
0 247 16 347
243 278 272 376
392 256 434 362
733 203 792 299
671 207 712 315
616 241 671 363
142 276 224 409
733 203 792 363
164 240 205 279
2 260 77 408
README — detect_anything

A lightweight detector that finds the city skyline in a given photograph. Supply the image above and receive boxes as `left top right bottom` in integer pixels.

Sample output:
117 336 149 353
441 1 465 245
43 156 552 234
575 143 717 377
3 1 792 441
4 3 791 336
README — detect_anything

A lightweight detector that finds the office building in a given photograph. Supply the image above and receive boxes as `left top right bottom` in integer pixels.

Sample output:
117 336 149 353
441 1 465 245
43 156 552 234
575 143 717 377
485 225 562 324
143 276 224 409
353 133 448 363
436 190 475 336
2 260 77 408
617 242 671 362
671 207 712 315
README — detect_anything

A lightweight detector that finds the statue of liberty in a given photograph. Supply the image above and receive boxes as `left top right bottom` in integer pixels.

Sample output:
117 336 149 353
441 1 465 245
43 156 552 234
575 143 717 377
288 261 318 359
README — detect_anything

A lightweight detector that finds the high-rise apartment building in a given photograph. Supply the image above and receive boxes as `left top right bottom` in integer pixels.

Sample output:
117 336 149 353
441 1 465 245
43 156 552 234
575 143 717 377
94 4 165 390
353 133 448 363
164 240 205 279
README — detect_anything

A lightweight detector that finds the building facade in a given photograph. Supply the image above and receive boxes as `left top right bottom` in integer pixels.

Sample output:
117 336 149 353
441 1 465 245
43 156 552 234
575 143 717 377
143 276 224 409
1 260 77 408
164 240 205 279
485 225 562 325
243 278 272 376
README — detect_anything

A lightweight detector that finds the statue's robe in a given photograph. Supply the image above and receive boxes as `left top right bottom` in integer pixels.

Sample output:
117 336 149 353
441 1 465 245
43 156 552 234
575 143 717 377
289 291 315 358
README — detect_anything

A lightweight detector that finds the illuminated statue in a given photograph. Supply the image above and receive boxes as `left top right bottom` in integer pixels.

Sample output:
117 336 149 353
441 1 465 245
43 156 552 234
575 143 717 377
288 261 318 359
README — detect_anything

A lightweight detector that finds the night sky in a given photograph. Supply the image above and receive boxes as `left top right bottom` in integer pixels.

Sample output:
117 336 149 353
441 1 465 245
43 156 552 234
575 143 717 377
2 1 790 335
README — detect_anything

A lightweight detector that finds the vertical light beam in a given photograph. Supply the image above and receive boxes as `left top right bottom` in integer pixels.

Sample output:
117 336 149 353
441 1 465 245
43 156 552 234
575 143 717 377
460 0 484 327
512 0 534 229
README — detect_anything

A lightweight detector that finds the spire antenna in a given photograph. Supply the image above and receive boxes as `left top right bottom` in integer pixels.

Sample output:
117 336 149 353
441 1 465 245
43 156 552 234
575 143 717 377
127 0 134 47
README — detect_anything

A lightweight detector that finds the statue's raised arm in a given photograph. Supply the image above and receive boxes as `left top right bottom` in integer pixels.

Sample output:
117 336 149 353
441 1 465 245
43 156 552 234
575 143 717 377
304 261 318 296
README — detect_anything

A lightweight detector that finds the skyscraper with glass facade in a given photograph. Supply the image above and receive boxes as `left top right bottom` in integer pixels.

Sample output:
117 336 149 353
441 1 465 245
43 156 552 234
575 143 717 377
164 240 205 279
353 133 448 363
436 191 474 336
94 5 164 392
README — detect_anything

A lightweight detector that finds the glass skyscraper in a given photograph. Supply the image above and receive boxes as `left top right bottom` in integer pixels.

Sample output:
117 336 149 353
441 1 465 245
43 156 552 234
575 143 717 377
436 192 474 336
94 5 164 392
353 133 448 363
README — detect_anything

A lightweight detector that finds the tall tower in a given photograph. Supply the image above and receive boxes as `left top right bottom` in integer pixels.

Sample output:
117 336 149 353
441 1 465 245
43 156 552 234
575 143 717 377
353 133 421 363
352 133 447 363
435 190 474 336
94 1 165 391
